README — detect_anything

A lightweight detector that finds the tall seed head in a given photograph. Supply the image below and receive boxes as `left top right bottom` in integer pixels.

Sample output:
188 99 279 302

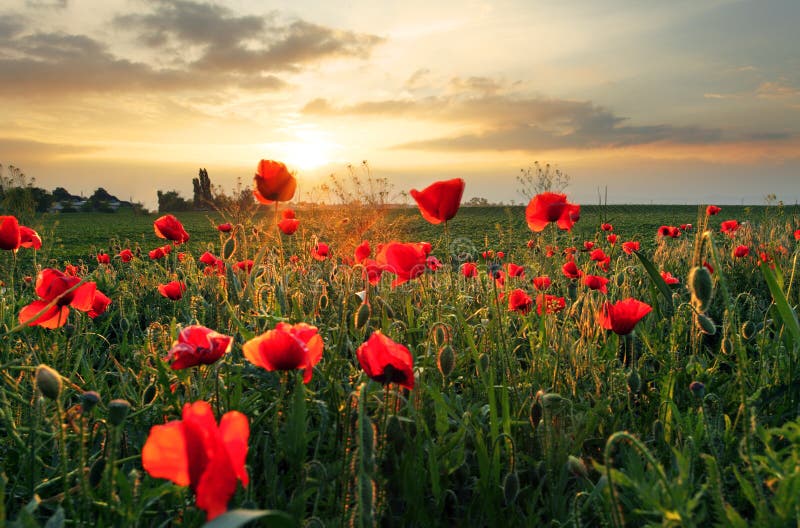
35 364 62 400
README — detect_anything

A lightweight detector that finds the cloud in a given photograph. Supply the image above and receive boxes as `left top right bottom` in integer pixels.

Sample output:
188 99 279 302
0 0 382 96
0 137 99 162
304 92 728 151
114 1 383 73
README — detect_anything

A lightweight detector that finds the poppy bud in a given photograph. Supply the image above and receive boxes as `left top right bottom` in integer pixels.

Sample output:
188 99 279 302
688 266 713 313
354 302 371 329
80 391 101 414
740 321 756 340
502 471 520 505
89 458 106 488
433 325 448 347
721 337 733 354
566 455 587 479
627 369 642 393
696 314 716 335
689 381 705 399
142 383 157 406
108 399 131 426
477 353 490 375
222 237 236 260
35 364 62 400
652 419 665 445
529 400 542 430
385 414 405 453
567 281 577 301
541 392 564 410
437 345 456 378
615 273 625 287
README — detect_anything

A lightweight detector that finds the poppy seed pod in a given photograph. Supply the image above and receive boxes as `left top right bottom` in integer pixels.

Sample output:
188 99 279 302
437 345 456 378
502 471 520 505
354 301 371 329
627 369 642 393
741 321 756 340
696 313 716 335
108 399 131 426
721 337 733 354
35 364 62 400
566 455 588 479
142 383 157 406
81 391 101 413
689 381 706 399
688 266 713 313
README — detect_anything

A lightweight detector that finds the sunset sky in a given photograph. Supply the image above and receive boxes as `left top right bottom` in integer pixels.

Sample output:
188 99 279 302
2 0 799 210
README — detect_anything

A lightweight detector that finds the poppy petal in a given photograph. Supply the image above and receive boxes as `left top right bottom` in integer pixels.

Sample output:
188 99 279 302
219 411 250 487
141 421 190 486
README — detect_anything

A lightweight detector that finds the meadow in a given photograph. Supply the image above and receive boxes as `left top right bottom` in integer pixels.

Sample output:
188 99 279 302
1 193 800 527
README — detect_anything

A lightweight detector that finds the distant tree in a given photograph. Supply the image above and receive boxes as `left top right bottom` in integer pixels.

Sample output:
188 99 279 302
192 168 214 209
0 163 53 219
52 187 78 202
466 196 489 207
517 161 570 201
157 190 192 213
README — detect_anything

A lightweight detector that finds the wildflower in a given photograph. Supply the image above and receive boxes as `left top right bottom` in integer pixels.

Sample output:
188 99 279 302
660 271 680 285
253 159 296 203
233 260 254 273
376 241 430 287
149 247 165 260
536 294 566 315
562 261 582 279
355 241 371 263
216 222 233 233
599 298 652 335
507 263 525 278
18 268 107 328
601 223 613 232
622 241 640 254
582 274 609 294
278 216 300 235
532 276 551 291
583 241 595 251
426 256 443 271
311 242 330 261
590 249 608 262
167 325 233 370
680 223 692 231
525 192 580 232
461 262 478 278
158 281 186 300
88 291 112 318
720 220 739 237
243 322 323 383
119 249 134 262
96 252 110 264
0 215 20 250
409 178 465 224
508 289 533 314
706 205 721 216
733 245 749 258
657 226 681 238
606 234 618 245
19 226 42 249
154 215 190 244
141 401 249 521
356 331 414 390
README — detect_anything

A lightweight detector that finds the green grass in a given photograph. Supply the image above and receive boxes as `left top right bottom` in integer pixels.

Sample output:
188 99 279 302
1 202 799 527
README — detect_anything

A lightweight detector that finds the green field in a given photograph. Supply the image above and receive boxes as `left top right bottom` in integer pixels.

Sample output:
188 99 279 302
2 201 800 527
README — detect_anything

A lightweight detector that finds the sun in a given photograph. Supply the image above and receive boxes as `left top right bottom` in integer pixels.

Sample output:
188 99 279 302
262 128 339 171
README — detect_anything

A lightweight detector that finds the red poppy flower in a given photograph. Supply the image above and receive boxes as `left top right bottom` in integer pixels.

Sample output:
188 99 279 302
546 246 557 258
461 262 478 278
278 218 300 235
496 251 505 260
481 250 494 260
622 241 640 255
606 234 618 245
355 241 371 263
311 242 330 261
409 178 465 225
562 260 582 279
0 215 21 251
582 274 609 294
18 268 102 328
703 261 714 274
660 271 680 285
590 249 608 262
376 241 430 287
525 192 580 232
253 159 296 204
154 215 190 244
536 294 566 315
149 247 166 260
598 298 652 335
19 226 42 249
706 205 721 216
243 322 323 383
233 260 254 273
96 253 110 264
657 226 681 238
508 289 533 314
526 239 536 249
119 249 133 262
281 209 296 219
733 245 750 258
167 325 233 370
583 241 595 251
601 223 613 232
680 224 692 231
64 264 79 277
158 281 186 300
88 290 111 318
532 276 551 291
356 331 414 390
426 256 443 271
795 229 800 241
216 222 233 233
720 220 739 237
362 259 384 285
507 263 525 278
597 256 611 272
141 401 249 521
199 252 219 266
